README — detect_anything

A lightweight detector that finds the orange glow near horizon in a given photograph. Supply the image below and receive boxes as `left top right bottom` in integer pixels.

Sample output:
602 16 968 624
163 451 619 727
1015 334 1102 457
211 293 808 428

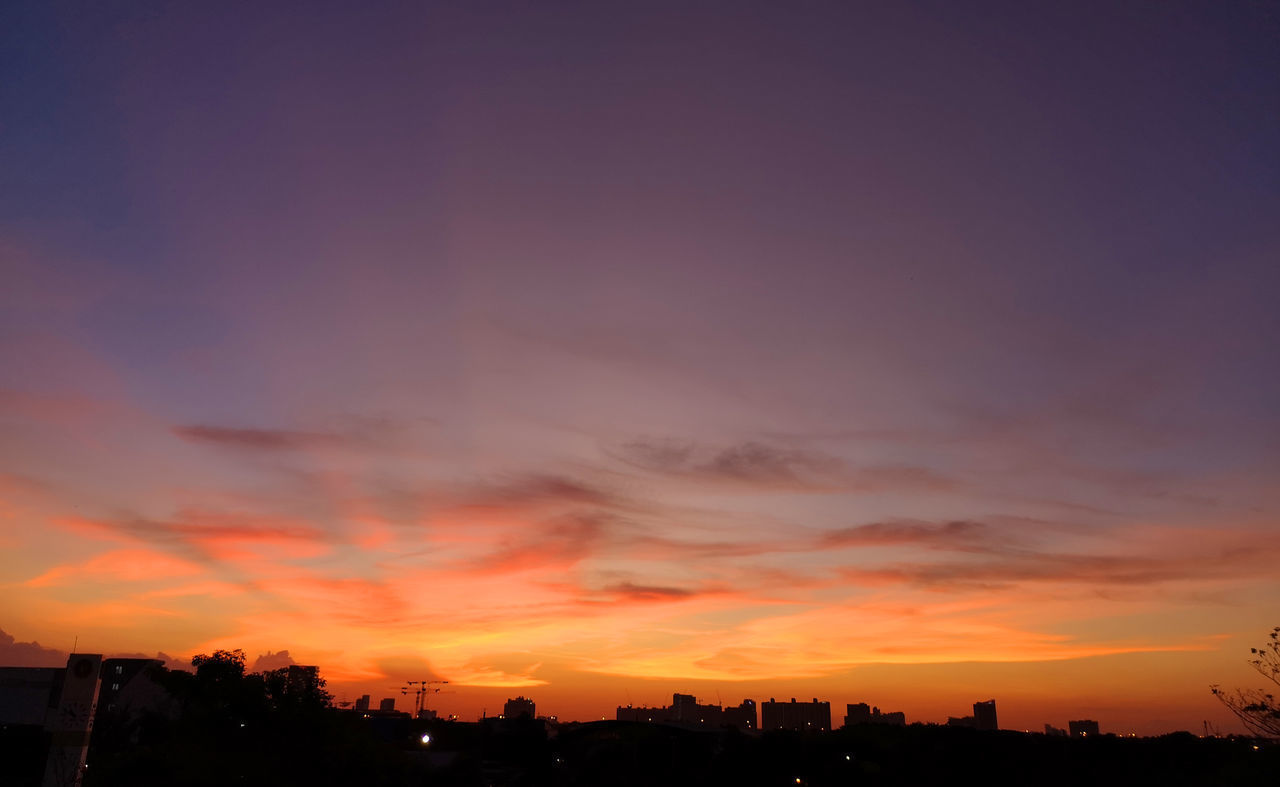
4 467 1277 736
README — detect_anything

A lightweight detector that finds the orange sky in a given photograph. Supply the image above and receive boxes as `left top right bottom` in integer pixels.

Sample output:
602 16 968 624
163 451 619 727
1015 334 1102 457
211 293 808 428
3 446 1276 735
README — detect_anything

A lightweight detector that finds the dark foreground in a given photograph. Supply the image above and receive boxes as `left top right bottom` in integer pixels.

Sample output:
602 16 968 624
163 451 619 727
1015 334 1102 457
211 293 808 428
3 714 1276 787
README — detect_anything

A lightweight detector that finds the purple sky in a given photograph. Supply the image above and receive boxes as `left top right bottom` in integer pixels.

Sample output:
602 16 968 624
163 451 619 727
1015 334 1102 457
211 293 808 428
2 1 1278 731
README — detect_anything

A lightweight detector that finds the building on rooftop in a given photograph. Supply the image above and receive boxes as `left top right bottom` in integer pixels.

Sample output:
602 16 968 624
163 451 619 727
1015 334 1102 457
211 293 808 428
761 697 831 731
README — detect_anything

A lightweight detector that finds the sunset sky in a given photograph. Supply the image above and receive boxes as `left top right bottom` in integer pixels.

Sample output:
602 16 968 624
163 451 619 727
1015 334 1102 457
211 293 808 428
2 1 1278 735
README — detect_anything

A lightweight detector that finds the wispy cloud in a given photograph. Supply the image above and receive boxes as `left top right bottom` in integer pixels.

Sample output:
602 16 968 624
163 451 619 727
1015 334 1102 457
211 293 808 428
820 520 994 549
610 437 956 493
55 510 332 562
839 534 1280 591
172 425 353 451
614 438 844 490
25 548 205 587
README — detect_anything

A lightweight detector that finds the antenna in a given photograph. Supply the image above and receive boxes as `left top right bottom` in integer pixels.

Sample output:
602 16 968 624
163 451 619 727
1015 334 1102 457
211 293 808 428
72 636 78 654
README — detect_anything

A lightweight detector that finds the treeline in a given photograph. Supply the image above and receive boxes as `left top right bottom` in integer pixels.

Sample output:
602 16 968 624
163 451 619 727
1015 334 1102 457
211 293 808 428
84 650 414 787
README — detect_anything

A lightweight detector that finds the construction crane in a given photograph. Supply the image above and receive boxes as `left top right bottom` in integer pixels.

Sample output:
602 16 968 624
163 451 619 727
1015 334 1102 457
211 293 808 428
400 679 451 718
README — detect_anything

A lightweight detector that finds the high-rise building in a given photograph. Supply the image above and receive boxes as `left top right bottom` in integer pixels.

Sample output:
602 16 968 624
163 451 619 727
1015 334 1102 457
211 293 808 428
355 694 370 712
616 694 755 730
1068 719 1100 737
843 702 905 727
722 699 756 730
761 697 831 731
503 696 536 718
973 699 998 731
379 697 396 712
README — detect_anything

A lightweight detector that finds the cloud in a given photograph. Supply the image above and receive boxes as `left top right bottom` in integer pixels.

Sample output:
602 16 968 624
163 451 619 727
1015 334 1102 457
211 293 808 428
449 655 548 688
610 438 840 487
170 415 434 456
838 536 1280 591
626 534 790 560
613 438 695 472
373 653 443 683
463 475 621 509
107 650 178 667
460 513 609 576
600 582 699 602
251 649 298 672
25 548 205 587
172 424 352 451
611 437 955 493
246 574 410 627
0 628 66 667
699 441 844 485
54 510 332 562
820 520 993 549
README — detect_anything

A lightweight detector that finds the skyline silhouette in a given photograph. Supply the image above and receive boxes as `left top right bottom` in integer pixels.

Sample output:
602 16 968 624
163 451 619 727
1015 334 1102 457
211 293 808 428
0 647 1274 786
0 635 1268 738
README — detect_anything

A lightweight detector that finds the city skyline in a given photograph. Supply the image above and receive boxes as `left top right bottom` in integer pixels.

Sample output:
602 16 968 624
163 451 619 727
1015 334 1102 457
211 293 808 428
3 0 1278 743
0 637 1261 736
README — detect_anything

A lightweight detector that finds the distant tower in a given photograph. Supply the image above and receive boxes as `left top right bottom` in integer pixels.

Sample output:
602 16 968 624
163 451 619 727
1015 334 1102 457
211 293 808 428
379 697 395 712
973 699 998 731
1068 719 1099 737
355 694 371 712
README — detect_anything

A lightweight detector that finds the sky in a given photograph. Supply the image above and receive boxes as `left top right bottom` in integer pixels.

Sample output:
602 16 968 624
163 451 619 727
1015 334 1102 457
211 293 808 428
1 0 1278 735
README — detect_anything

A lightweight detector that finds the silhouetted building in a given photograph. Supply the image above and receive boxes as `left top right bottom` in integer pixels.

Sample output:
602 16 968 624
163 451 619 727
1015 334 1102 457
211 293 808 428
1045 723 1068 736
1069 719 1100 737
722 699 757 730
379 697 396 712
0 666 64 726
761 697 831 731
843 702 906 727
285 664 322 698
973 699 998 731
947 715 976 728
504 696 536 718
616 704 663 723
616 694 755 730
670 693 721 725
98 658 151 705
94 657 173 729
355 694 371 712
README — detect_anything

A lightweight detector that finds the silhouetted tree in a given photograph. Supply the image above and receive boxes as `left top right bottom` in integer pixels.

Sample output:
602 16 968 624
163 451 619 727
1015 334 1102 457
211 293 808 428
191 648 247 684
1212 626 1280 738
85 652 410 787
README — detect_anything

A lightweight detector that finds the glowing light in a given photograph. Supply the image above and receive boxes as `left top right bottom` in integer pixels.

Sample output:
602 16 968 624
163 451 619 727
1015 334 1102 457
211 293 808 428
419 733 431 745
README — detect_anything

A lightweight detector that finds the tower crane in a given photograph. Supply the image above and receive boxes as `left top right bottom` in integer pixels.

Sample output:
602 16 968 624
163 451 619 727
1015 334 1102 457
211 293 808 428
400 679 451 718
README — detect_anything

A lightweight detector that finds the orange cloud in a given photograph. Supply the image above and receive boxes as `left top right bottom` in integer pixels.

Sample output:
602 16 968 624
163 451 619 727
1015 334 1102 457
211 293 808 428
24 548 204 587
